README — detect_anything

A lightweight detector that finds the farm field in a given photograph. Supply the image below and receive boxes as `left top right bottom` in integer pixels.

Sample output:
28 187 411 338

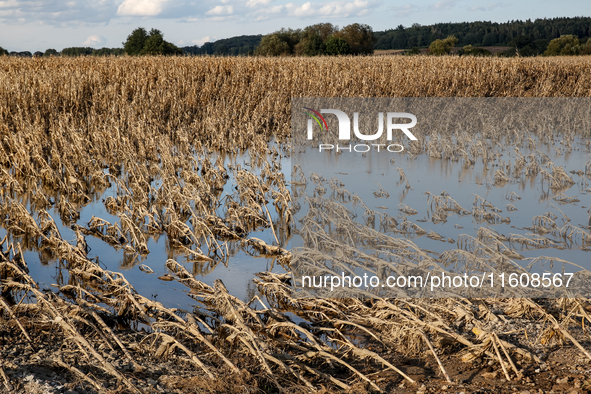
1 56 591 393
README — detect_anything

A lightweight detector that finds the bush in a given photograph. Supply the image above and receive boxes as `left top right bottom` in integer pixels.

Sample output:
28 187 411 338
403 47 421 55
544 35 580 56
429 35 458 55
459 45 491 56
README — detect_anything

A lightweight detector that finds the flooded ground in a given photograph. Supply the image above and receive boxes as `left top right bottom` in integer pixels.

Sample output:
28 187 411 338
291 98 591 298
293 134 590 256
0 149 291 311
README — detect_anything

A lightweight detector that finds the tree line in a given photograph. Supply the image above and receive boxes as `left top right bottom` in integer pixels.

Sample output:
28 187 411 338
2 17 591 58
182 35 262 56
0 24 375 58
375 17 591 54
0 28 180 57
424 33 591 56
0 47 126 57
255 23 375 56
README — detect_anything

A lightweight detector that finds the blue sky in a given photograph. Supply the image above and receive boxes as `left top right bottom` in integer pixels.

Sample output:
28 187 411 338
0 0 587 52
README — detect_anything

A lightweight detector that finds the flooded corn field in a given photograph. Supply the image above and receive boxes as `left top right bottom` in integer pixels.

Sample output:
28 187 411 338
1 149 291 311
1 56 591 393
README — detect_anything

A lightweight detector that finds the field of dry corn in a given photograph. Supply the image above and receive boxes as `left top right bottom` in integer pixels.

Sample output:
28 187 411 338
1 56 591 394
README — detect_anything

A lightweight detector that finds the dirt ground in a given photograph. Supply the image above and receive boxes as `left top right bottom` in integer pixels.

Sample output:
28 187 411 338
2 318 591 394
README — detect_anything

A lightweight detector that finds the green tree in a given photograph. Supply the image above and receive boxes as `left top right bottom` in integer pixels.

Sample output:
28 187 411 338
61 47 94 56
44 48 59 57
214 43 229 56
163 41 182 56
255 34 290 56
429 35 458 55
324 36 351 55
295 29 325 56
482 32 497 46
92 48 125 56
141 29 165 55
124 28 181 56
0 46 8 56
273 28 301 53
124 27 148 55
581 38 591 55
304 23 337 42
544 35 580 56
334 23 375 55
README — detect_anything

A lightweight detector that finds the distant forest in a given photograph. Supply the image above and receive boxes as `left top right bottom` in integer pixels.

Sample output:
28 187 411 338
187 17 591 56
375 17 591 50
181 35 262 56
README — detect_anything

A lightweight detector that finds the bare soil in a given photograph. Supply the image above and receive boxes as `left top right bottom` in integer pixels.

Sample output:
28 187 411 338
2 314 591 394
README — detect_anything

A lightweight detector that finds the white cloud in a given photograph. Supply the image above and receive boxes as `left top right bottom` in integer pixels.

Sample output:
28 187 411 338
246 0 272 7
0 0 20 9
116 0 168 16
192 35 217 45
388 4 420 17
205 5 234 15
83 34 105 46
0 0 117 25
284 2 311 17
206 15 236 21
1 0 375 26
432 0 457 11
283 0 375 18
252 4 282 21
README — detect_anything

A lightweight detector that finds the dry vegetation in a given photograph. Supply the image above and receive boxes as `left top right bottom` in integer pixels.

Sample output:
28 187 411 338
0 55 591 393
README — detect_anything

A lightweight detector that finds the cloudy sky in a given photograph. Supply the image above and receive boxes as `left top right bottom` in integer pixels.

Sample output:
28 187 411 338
0 0 587 52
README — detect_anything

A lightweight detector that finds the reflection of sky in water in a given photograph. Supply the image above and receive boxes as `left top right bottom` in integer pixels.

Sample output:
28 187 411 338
292 135 591 273
1 148 291 310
